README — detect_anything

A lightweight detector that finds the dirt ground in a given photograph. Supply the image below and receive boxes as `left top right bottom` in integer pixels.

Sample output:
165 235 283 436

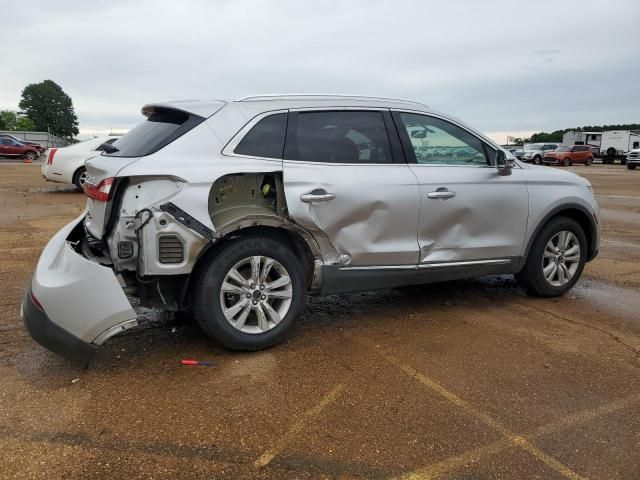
0 163 639 479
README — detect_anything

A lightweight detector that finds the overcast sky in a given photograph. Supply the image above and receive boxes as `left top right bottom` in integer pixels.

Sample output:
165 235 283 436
2 0 639 142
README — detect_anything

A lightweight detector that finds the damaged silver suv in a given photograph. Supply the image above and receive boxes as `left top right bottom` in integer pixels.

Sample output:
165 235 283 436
22 95 600 366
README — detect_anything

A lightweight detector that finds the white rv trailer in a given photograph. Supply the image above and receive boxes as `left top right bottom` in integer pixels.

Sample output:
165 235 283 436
562 131 602 148
600 130 640 164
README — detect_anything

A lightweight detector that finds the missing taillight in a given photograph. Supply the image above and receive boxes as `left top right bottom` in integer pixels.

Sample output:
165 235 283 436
47 148 58 165
83 177 115 202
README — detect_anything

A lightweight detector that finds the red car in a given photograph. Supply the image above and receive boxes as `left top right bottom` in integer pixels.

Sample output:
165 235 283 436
0 134 44 153
0 137 40 161
543 145 594 166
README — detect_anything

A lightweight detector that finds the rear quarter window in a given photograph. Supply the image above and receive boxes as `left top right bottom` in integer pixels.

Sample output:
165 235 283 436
105 108 204 158
234 113 286 159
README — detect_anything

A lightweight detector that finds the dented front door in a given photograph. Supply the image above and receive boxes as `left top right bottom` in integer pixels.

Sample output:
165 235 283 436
409 165 529 263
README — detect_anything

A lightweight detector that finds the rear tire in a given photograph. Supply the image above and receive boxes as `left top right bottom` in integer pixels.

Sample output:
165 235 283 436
192 236 307 350
73 167 87 192
515 217 587 297
585 157 593 166
533 155 542 165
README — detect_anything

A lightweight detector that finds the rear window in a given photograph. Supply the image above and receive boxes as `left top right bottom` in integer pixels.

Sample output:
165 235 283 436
104 108 204 157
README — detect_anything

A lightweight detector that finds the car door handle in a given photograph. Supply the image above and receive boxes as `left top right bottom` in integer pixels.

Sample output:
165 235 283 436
300 191 336 203
427 189 456 199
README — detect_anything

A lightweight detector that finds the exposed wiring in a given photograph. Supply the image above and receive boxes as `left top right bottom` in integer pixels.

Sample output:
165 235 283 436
134 208 157 285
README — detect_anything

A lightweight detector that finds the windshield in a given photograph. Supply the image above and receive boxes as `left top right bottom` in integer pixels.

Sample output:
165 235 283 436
523 143 544 151
555 146 571 152
104 108 204 158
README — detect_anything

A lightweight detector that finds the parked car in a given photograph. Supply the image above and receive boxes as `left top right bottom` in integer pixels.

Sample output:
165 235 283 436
627 148 639 170
521 143 559 164
543 145 594 166
22 95 600 367
0 134 44 153
0 137 39 161
42 136 119 191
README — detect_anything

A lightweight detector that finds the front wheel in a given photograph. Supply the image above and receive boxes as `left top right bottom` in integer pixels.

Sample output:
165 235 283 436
563 158 571 167
516 217 587 296
192 236 307 350
24 151 37 161
629 164 637 170
533 156 542 165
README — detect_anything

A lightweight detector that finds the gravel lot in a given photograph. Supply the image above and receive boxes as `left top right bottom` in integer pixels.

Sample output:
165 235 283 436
1 163 639 479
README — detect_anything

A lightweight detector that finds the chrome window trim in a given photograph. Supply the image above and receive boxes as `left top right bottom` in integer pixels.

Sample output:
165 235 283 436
338 258 511 271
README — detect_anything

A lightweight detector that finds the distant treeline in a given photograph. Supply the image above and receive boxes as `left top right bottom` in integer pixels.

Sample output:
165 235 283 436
511 124 640 144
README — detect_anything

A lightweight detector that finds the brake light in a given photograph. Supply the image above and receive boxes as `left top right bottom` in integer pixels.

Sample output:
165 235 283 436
83 177 115 202
47 148 58 165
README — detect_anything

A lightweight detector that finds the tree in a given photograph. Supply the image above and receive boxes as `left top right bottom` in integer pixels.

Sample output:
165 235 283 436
15 116 36 131
0 110 17 130
19 80 79 138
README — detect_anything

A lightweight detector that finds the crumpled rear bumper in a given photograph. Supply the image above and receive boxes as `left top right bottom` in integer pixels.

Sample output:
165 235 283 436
22 286 97 368
21 213 137 368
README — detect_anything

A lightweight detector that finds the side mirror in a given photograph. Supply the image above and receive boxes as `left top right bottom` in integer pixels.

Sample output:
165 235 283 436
496 150 514 176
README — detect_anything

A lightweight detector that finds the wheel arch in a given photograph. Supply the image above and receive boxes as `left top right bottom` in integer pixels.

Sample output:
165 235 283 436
72 165 87 183
182 224 318 311
524 203 598 265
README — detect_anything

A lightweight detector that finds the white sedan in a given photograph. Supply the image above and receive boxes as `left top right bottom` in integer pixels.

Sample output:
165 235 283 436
42 136 119 191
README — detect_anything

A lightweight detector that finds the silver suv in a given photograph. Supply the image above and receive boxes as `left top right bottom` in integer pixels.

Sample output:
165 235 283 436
521 143 559 164
22 95 600 366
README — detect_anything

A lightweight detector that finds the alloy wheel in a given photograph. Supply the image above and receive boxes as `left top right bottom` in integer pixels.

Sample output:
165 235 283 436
542 231 581 287
219 255 293 334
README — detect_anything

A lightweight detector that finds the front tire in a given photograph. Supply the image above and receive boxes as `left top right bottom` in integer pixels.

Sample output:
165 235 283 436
533 155 542 165
563 158 571 167
193 236 307 350
629 164 637 170
516 217 587 297
24 151 37 161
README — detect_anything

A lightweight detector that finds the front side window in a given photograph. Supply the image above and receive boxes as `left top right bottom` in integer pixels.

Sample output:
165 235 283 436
397 112 491 166
234 113 286 159
285 111 392 164
104 107 204 158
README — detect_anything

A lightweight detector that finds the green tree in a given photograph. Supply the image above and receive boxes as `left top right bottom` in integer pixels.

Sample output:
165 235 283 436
18 80 79 138
0 110 17 130
15 116 36 131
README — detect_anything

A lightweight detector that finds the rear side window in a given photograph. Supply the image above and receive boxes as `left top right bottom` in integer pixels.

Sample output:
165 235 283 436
104 108 204 158
234 113 286 159
285 111 392 164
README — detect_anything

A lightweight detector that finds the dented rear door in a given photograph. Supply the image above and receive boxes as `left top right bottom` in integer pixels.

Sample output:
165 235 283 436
282 109 420 266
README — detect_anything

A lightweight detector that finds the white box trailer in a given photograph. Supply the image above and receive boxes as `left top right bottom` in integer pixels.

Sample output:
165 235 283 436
562 131 602 148
600 130 640 164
